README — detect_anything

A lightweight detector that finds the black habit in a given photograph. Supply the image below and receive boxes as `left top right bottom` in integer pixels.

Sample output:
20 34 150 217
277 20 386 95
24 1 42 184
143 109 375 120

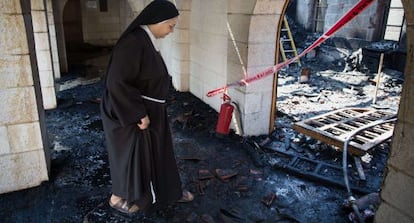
100 26 182 212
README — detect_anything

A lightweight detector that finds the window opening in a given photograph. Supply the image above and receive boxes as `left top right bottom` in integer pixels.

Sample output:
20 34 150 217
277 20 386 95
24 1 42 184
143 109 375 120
383 0 405 42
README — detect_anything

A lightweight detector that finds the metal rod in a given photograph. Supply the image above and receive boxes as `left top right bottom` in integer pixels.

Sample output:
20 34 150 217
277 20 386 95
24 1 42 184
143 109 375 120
372 53 384 105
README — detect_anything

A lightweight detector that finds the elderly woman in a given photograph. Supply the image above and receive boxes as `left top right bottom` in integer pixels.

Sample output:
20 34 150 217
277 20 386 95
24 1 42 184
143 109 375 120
100 0 193 215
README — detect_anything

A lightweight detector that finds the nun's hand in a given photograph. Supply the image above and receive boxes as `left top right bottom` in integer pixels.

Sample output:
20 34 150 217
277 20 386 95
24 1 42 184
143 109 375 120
137 115 150 130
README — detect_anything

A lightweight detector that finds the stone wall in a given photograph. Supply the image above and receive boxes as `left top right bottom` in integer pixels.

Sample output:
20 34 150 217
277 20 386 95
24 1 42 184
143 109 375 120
293 0 383 41
375 1 414 222
164 0 191 92
188 0 228 107
295 0 315 31
325 0 379 40
81 0 122 46
0 0 49 194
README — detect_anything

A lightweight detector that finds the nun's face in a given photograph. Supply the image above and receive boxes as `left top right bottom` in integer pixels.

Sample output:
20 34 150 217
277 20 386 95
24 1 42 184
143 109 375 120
149 17 178 38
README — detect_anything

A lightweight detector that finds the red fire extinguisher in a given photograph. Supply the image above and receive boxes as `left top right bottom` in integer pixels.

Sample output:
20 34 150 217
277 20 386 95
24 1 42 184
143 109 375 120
215 93 234 137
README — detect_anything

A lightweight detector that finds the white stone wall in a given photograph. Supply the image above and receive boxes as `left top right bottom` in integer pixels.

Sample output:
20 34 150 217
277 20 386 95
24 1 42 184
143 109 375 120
81 0 123 46
81 0 145 46
322 0 378 39
291 0 382 40
188 0 228 109
0 0 49 194
295 0 315 31
123 0 154 31
165 0 191 92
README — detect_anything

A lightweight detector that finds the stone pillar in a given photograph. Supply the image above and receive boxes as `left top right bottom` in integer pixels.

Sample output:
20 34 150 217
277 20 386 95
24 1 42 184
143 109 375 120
52 0 69 73
227 0 283 135
226 0 255 135
46 0 61 79
32 0 57 109
375 1 414 222
0 0 49 194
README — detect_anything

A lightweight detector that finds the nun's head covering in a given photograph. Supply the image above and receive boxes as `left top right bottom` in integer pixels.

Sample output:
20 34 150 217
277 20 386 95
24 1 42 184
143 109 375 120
136 0 179 25
118 0 179 41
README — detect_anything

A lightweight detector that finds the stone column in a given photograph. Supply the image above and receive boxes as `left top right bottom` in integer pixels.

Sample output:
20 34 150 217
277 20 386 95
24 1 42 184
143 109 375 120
32 0 57 109
52 0 69 73
375 1 414 222
0 0 49 194
46 0 61 79
227 0 283 135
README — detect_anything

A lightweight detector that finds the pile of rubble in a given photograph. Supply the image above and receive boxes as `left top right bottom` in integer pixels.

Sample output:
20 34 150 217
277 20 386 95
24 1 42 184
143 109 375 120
243 40 404 222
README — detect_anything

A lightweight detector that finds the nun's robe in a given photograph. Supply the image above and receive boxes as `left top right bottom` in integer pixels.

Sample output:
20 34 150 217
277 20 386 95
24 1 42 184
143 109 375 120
100 27 182 212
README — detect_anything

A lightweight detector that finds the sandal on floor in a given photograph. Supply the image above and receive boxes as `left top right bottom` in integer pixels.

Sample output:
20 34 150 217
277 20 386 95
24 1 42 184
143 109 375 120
109 198 140 215
177 190 194 203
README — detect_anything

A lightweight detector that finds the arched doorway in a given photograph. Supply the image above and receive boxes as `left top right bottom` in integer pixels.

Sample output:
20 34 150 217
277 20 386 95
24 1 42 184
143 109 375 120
267 1 413 222
63 0 83 51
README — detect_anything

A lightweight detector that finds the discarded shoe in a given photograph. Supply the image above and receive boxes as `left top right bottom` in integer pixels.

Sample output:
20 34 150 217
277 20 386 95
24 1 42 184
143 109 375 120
177 190 194 203
108 198 139 215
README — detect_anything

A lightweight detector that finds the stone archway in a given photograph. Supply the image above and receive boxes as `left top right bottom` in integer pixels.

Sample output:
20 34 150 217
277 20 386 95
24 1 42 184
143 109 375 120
53 0 138 74
223 0 289 136
261 0 414 222
230 0 414 221
52 0 69 73
62 0 83 53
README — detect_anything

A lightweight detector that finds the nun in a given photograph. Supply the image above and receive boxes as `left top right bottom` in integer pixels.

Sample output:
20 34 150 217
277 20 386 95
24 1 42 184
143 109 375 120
100 0 194 215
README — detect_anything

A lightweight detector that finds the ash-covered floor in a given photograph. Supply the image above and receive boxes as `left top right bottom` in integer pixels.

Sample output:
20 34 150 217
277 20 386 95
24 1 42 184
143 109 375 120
0 42 402 222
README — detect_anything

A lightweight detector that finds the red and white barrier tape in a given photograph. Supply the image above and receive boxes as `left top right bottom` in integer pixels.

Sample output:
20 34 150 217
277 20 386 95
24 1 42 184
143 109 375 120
207 0 375 97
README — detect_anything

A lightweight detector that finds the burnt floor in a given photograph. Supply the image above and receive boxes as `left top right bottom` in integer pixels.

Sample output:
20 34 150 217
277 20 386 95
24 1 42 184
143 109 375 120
0 47 393 223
